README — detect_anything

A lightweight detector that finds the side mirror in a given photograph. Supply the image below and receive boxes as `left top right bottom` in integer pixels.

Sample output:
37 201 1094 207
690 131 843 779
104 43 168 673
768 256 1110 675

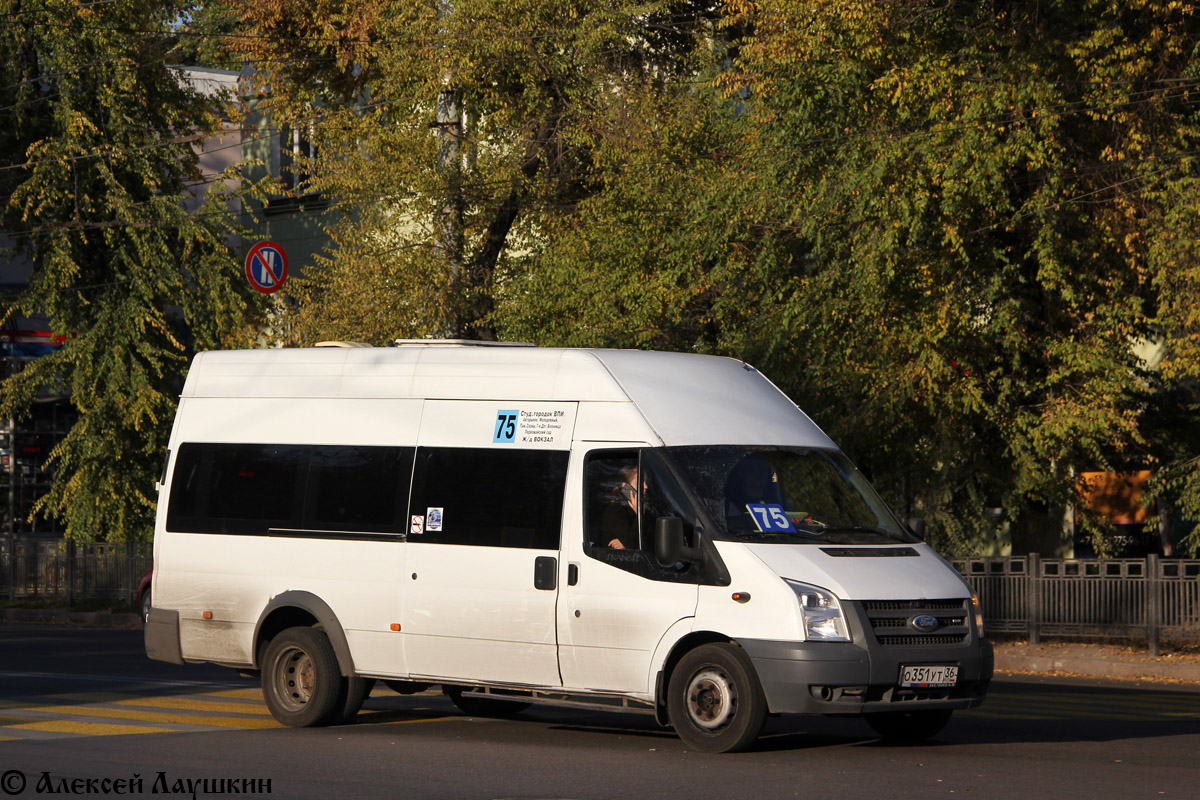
906 517 926 541
655 517 704 568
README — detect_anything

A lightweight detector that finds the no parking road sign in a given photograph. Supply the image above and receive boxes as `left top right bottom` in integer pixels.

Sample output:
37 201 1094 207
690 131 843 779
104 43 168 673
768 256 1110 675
245 240 289 294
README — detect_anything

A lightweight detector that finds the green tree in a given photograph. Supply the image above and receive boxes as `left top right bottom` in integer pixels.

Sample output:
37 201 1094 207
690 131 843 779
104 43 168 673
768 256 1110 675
168 0 247 70
509 0 1200 554
233 0 729 344
229 0 1200 554
727 0 1200 554
1 0 266 541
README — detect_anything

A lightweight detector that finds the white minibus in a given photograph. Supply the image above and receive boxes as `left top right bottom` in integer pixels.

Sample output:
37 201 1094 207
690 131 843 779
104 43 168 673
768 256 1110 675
145 342 991 752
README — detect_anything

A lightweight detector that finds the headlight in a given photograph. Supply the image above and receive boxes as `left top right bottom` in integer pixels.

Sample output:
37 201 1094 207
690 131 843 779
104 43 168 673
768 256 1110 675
971 590 986 638
785 580 850 642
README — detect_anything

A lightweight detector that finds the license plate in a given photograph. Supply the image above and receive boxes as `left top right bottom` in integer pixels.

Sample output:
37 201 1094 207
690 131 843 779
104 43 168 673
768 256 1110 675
900 665 958 688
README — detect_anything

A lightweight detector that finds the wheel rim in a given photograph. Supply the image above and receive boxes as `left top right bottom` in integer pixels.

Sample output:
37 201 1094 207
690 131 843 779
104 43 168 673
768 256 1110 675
273 646 316 712
685 667 737 730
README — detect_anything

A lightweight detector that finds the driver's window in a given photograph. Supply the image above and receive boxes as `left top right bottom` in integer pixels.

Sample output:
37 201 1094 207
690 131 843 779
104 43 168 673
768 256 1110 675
640 450 699 549
583 448 700 583
584 450 640 551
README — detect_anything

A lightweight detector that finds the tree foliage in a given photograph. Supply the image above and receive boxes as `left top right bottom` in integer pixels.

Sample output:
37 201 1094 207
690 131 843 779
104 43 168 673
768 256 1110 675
14 0 1192 552
233 0 729 343
508 0 1200 553
719 0 1200 554
168 0 247 70
1 0 266 541
239 0 1200 554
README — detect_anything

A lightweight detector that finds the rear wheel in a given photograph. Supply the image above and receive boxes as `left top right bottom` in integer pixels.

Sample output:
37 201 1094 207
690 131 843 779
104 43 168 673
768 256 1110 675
667 643 766 753
261 627 342 727
865 709 953 742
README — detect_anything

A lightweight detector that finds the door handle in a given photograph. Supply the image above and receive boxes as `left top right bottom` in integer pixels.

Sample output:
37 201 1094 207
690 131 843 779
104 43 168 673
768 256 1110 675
568 562 579 586
534 556 557 591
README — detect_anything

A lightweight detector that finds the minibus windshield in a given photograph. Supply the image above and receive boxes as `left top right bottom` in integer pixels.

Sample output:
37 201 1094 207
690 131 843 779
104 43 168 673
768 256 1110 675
664 446 918 545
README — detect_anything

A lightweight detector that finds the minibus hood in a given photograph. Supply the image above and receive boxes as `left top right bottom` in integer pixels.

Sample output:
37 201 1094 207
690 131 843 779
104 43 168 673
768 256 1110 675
742 542 970 601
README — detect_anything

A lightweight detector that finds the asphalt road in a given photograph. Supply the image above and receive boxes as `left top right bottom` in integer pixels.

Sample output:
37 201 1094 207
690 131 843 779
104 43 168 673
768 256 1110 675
2 625 1199 799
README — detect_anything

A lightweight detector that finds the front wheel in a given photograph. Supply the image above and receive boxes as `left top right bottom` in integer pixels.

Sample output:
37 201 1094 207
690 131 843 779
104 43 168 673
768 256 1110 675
667 643 766 753
865 709 953 742
260 627 342 727
330 677 375 725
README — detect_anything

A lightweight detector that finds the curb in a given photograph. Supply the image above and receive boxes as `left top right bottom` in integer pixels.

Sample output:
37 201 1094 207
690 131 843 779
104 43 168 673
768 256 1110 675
994 650 1200 683
0 607 141 629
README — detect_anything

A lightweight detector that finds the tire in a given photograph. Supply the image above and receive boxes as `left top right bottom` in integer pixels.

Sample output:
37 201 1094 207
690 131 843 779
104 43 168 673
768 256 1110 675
667 643 766 753
444 686 530 717
865 709 953 742
139 590 151 625
260 627 342 727
328 677 375 725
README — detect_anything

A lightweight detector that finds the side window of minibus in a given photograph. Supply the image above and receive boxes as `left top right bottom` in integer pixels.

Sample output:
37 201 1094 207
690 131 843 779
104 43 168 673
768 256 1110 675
305 445 413 534
166 443 307 535
408 447 568 549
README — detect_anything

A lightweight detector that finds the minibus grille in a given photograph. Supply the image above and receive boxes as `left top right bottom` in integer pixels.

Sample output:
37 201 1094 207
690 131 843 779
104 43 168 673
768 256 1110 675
859 599 971 646
862 599 966 612
875 633 968 647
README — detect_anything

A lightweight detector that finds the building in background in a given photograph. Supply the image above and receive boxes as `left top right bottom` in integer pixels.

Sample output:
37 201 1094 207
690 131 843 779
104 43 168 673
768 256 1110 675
237 62 338 296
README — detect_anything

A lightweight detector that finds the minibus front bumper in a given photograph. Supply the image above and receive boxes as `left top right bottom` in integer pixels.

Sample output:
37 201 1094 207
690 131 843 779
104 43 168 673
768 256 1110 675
739 636 993 716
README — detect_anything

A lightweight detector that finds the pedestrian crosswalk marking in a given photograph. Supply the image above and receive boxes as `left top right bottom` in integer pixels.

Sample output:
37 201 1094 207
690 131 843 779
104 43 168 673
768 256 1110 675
0 706 262 736
29 703 282 729
0 715 35 726
0 687 473 741
201 688 269 701
2 719 178 736
108 696 274 715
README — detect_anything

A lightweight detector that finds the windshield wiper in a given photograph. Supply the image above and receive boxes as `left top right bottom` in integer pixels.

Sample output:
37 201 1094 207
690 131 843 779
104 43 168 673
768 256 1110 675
817 525 911 543
779 527 825 538
821 525 891 536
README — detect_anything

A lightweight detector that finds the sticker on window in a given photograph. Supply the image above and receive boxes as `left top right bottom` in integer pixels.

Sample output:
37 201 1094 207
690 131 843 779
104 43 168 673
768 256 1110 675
746 503 796 533
426 507 443 532
410 515 425 535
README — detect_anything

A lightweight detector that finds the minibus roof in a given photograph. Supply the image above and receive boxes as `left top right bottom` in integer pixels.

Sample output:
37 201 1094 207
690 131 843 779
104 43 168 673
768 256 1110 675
181 345 835 448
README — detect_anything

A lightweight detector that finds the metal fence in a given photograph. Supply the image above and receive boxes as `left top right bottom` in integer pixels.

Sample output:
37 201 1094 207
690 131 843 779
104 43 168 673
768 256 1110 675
1 537 152 606
952 555 1200 655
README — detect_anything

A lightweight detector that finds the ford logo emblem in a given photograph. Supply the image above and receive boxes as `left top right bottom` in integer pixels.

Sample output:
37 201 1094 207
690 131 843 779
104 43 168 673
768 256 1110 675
910 614 941 632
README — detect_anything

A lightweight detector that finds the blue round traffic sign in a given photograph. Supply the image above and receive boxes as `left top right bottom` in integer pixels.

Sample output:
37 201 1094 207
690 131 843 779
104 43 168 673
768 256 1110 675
245 241 289 294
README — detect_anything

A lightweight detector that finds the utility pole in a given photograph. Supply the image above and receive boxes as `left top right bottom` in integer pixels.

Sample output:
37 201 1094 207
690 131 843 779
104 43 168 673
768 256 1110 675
436 0 466 337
